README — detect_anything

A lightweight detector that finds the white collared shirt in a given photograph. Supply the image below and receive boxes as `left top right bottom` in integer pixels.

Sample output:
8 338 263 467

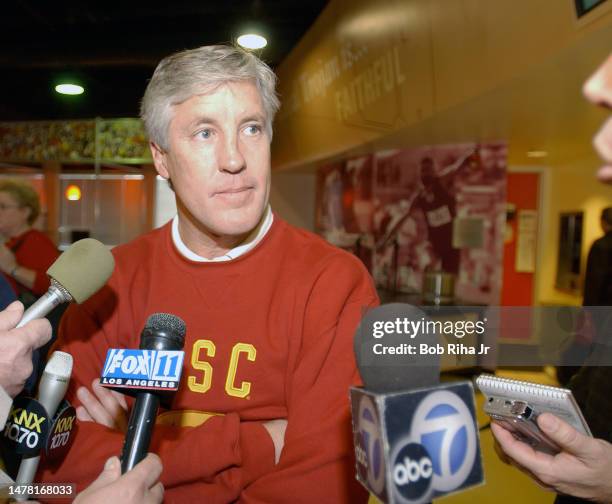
171 206 273 262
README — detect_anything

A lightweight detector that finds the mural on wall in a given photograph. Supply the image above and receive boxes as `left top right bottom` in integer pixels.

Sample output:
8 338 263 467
316 142 507 304
0 119 150 163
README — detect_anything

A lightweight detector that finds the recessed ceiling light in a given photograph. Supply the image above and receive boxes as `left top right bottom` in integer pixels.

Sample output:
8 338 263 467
526 150 548 158
55 84 84 95
237 34 267 50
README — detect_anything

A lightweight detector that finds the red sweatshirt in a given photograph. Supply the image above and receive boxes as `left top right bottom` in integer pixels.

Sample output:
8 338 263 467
4 229 59 296
39 216 378 503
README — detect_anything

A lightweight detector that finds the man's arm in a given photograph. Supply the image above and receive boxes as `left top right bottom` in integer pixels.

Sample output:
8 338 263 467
238 253 378 503
36 297 276 498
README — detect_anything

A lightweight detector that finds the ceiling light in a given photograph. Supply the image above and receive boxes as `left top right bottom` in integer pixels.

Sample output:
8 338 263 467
55 84 84 95
526 150 548 158
237 34 267 50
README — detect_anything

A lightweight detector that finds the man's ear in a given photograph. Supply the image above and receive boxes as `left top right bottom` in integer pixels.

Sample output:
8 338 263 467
150 142 169 179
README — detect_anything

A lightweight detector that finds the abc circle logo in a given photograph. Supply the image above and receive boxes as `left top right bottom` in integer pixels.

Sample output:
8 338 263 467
391 441 433 502
411 390 477 493
357 396 385 494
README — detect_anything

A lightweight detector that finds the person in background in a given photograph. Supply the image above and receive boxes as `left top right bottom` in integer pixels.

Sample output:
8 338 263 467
492 53 612 504
0 302 163 503
583 207 612 307
0 179 59 304
0 179 61 392
0 275 16 311
558 206 612 387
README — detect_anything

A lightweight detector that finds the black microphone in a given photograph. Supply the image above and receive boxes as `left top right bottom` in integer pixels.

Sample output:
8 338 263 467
351 304 483 504
120 313 186 473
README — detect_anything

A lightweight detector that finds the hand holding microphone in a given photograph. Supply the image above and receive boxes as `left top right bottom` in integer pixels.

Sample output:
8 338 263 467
0 301 51 397
0 238 112 397
74 454 164 504
119 313 186 473
0 238 115 499
94 313 186 473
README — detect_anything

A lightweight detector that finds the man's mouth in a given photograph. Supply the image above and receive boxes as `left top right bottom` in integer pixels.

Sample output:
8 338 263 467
214 186 253 196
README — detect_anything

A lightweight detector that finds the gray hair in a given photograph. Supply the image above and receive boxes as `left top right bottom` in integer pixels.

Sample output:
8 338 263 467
140 45 280 150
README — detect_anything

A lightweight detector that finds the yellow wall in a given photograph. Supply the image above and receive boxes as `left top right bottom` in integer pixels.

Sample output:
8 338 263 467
271 0 612 306
273 0 612 169
537 157 612 306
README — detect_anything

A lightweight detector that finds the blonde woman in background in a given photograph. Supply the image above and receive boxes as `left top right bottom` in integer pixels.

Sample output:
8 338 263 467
0 179 59 305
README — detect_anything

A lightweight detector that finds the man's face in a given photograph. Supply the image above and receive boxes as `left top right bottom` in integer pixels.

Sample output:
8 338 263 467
583 53 612 184
152 81 271 239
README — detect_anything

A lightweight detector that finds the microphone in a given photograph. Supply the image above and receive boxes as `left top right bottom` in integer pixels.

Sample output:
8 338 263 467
17 238 115 328
118 313 186 473
14 351 73 500
351 304 483 504
0 385 11 430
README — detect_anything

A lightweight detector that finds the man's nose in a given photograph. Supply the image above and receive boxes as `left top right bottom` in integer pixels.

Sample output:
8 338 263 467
218 135 246 174
583 55 612 109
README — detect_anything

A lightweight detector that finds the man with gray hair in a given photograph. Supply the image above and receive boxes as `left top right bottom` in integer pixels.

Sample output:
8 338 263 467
39 45 376 503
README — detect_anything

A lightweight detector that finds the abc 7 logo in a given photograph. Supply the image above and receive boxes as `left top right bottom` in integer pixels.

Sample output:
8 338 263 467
391 390 477 503
356 396 385 495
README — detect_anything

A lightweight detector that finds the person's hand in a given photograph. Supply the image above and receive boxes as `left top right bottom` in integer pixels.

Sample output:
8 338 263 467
76 378 129 432
0 245 17 275
0 301 51 397
73 454 163 504
491 413 612 502
262 419 287 464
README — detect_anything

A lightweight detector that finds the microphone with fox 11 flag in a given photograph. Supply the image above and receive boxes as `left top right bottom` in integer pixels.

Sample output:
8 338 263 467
99 313 186 473
350 303 484 504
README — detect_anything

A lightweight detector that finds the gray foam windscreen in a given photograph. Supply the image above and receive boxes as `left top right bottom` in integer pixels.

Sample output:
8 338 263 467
353 303 440 393
47 238 115 303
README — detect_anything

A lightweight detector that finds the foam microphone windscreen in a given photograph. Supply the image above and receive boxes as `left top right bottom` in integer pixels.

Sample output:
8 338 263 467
354 303 440 393
46 238 115 303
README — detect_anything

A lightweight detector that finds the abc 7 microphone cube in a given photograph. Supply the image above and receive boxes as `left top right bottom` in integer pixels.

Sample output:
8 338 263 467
350 382 483 504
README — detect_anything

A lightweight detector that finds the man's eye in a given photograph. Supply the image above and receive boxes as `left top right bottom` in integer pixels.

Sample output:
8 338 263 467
244 124 262 136
197 129 212 139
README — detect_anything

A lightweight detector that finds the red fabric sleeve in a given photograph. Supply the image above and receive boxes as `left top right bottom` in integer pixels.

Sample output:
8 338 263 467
37 300 276 499
14 231 59 295
238 255 378 503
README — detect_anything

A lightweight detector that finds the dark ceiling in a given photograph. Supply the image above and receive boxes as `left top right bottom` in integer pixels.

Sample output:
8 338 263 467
0 1 328 121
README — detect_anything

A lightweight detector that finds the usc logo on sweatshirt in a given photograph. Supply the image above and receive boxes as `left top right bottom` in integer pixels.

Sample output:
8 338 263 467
187 340 256 399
